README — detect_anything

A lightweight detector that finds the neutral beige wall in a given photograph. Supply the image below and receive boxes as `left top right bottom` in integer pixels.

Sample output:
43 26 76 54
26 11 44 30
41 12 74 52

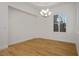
0 3 8 49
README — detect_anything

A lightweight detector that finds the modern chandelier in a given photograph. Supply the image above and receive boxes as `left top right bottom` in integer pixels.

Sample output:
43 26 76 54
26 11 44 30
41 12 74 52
40 9 52 17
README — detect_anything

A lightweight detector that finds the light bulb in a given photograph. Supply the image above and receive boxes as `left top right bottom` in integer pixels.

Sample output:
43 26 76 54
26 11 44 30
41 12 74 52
47 9 49 12
40 9 52 17
48 12 52 15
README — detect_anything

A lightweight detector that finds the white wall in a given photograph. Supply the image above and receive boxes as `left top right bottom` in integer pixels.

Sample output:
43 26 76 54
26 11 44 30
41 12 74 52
75 3 79 55
8 2 39 16
0 3 8 49
8 6 38 45
35 3 76 43
0 2 39 49
76 34 79 55
0 2 78 50
8 3 76 46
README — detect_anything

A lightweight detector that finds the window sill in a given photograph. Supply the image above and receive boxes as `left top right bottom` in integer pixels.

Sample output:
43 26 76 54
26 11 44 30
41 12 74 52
53 32 67 33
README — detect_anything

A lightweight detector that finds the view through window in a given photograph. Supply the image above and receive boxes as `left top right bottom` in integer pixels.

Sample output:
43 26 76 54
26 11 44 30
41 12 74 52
53 13 66 32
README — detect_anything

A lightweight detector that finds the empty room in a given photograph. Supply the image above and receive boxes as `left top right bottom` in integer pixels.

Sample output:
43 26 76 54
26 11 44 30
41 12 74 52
0 2 79 56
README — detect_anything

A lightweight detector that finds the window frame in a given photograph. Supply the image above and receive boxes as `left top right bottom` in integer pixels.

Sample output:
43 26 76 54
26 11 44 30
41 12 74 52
53 14 66 32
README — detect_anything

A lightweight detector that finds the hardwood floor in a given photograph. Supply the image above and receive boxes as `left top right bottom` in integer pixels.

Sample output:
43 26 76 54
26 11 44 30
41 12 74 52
0 38 78 56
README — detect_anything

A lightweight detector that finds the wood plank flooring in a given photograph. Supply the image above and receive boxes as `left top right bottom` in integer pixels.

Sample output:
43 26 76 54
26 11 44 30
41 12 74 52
0 38 78 56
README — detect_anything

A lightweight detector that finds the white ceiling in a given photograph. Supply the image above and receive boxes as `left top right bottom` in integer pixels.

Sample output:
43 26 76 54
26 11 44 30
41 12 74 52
26 2 62 11
31 2 60 6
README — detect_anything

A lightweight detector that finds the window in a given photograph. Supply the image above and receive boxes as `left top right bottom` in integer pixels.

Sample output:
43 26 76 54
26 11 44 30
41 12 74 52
53 14 66 32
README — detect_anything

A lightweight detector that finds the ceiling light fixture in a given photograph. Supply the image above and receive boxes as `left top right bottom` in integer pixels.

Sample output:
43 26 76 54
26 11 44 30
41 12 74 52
40 9 52 17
